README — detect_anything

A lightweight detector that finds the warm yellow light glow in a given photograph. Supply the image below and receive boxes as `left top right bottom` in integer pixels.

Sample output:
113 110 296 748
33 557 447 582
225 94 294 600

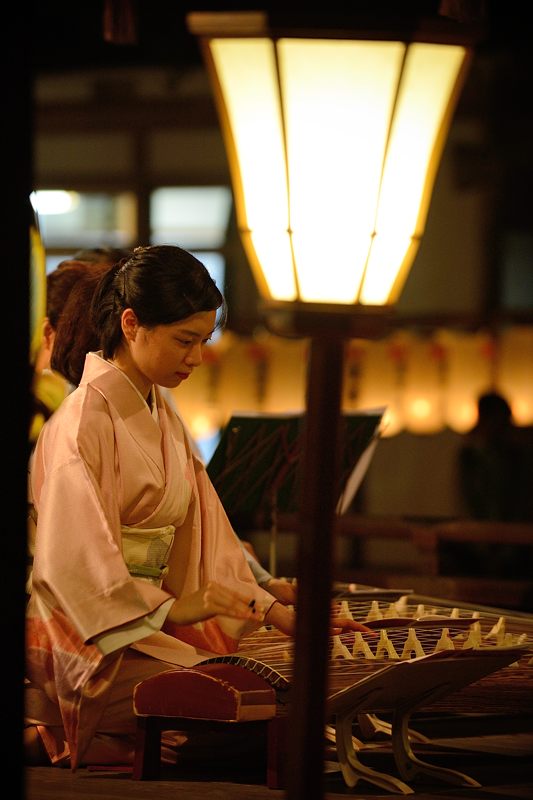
389 335 444 434
404 393 443 434
362 44 467 303
189 412 220 440
438 330 493 432
210 38 296 300
354 339 404 436
451 398 478 431
280 39 404 303
206 33 469 307
512 396 533 425
498 327 533 425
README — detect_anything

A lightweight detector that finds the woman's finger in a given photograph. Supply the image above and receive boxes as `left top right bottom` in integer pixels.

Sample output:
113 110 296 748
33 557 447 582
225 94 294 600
331 617 376 634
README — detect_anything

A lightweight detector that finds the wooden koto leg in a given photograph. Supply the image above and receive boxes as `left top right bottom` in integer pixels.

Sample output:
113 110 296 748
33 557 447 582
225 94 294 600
326 645 528 791
391 706 480 787
333 715 414 794
357 712 430 744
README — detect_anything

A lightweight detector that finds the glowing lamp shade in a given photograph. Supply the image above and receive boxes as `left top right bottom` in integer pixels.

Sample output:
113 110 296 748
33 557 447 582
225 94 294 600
189 13 471 309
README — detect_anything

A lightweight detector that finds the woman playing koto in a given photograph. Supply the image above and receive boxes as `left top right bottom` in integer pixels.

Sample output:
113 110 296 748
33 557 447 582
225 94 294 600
25 245 366 768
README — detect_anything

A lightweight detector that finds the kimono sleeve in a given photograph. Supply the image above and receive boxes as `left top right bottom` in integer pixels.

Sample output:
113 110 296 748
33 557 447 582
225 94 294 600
31 403 173 645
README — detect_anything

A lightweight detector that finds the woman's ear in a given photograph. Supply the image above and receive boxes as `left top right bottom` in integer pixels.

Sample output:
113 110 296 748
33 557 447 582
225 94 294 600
34 318 55 374
121 308 139 342
42 317 55 350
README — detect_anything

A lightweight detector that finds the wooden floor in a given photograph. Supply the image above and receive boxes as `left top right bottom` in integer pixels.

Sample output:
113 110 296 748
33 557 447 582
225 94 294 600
26 715 533 800
24 769 533 800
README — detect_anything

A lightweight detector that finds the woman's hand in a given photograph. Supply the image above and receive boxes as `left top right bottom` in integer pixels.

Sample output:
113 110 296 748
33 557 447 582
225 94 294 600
329 617 375 635
330 602 375 635
264 601 375 639
263 577 297 606
166 581 262 626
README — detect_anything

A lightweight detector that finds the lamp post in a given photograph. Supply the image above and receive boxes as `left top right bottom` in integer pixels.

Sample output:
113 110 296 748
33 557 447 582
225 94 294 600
188 9 477 798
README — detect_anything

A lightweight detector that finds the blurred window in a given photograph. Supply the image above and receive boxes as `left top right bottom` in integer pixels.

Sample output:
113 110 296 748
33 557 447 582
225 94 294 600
150 185 232 293
32 190 136 273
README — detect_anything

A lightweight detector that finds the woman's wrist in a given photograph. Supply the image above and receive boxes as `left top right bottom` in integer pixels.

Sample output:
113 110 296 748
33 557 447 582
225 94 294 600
265 598 294 636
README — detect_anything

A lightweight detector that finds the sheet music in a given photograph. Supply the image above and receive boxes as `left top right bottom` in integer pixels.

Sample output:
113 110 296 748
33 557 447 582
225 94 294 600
332 406 384 515
336 436 379 515
208 405 386 519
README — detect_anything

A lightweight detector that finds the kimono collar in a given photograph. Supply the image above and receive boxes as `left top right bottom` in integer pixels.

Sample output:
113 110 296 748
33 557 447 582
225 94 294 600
80 352 162 441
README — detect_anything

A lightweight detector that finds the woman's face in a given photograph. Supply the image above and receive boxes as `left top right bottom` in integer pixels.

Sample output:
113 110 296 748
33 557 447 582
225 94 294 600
128 309 217 390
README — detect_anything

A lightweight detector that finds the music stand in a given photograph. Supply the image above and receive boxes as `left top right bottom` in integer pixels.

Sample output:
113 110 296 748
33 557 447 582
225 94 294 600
207 408 384 576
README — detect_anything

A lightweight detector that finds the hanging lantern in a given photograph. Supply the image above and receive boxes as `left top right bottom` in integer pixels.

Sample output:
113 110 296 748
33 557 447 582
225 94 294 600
498 326 533 425
399 334 442 433
437 329 493 432
356 336 406 437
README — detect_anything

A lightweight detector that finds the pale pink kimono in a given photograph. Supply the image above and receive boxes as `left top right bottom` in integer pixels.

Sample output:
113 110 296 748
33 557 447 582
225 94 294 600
26 353 275 768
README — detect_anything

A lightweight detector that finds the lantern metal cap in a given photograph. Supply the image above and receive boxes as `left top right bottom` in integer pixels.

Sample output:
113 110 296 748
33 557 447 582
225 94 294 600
260 300 393 339
187 8 485 46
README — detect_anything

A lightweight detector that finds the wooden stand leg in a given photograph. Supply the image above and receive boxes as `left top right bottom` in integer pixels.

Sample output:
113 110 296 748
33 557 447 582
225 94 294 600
132 717 162 780
267 714 287 789
133 712 283 785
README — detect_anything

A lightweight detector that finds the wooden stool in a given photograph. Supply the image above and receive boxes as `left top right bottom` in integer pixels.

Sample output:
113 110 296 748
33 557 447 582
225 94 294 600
132 662 287 787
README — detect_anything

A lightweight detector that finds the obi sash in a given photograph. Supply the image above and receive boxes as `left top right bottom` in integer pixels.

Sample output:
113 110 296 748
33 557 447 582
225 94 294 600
121 524 176 587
